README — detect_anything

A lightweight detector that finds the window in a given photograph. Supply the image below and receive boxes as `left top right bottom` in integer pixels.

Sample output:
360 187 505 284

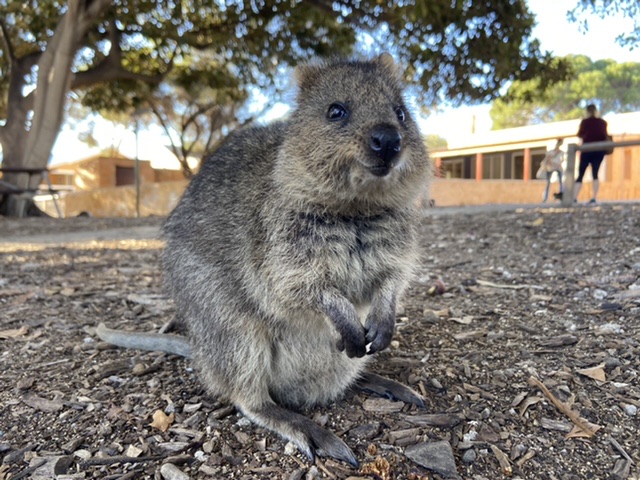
482 154 503 179
116 166 135 186
440 158 464 178
509 154 525 179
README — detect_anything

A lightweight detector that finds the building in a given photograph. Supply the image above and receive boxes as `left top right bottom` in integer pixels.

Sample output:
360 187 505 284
49 151 185 192
37 151 189 217
430 111 640 206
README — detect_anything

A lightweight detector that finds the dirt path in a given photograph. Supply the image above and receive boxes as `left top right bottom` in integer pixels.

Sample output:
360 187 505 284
1 203 639 479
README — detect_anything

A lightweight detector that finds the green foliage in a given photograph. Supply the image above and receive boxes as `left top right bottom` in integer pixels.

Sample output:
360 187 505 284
425 134 448 150
568 0 640 48
0 0 572 119
490 55 640 129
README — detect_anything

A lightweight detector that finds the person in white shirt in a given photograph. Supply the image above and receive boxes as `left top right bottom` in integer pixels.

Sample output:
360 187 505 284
541 138 564 202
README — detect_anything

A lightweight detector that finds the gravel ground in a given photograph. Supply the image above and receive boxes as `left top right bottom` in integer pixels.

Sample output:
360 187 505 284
1 203 639 480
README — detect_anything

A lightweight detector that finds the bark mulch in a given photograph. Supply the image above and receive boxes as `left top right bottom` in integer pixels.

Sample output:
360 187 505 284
1 203 638 480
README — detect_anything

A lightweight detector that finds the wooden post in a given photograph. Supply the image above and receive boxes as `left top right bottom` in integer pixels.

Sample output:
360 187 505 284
562 143 577 207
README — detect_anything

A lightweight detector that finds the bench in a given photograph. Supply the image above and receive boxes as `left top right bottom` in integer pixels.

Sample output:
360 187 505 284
0 167 63 217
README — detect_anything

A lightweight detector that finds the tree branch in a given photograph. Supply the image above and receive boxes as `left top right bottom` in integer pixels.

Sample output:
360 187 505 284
0 19 15 61
71 26 174 91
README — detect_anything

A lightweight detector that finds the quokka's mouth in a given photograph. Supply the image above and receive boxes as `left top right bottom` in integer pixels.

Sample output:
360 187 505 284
368 165 392 177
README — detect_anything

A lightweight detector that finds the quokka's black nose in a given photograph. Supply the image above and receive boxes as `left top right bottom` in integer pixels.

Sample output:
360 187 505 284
369 125 402 165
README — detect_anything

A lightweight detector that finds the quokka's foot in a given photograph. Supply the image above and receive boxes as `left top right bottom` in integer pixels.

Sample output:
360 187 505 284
242 402 358 467
357 371 425 408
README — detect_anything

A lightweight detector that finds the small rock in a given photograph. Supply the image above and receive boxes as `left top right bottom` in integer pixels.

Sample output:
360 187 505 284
289 468 306 480
405 440 461 479
592 289 608 300
510 444 527 461
236 417 251 427
305 465 320 480
125 444 144 457
29 455 74 479
596 323 624 335
622 404 637 416
73 449 92 461
284 441 297 455
183 403 202 414
462 448 477 464
160 462 190 480
603 357 622 369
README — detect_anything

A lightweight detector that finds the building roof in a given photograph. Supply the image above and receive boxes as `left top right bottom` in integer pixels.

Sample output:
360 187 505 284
435 111 640 157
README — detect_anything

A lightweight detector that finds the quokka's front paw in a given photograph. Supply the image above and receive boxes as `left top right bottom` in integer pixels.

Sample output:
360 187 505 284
364 308 395 354
336 324 367 358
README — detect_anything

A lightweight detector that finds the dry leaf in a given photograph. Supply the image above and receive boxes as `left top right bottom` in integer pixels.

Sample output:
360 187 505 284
361 456 392 480
150 410 174 432
518 396 542 417
577 364 606 382
566 421 602 439
0 326 28 339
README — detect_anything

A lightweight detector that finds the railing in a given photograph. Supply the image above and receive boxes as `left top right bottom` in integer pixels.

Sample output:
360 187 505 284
562 139 640 207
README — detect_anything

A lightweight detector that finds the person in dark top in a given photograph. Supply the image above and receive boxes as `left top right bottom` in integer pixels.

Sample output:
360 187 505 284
574 104 609 204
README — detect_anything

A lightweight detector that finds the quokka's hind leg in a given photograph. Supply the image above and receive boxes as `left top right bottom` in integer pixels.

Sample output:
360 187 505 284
241 401 358 467
357 372 425 408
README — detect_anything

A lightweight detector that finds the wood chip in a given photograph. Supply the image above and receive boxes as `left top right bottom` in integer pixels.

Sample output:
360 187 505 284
490 444 512 476
362 398 404 413
0 326 29 339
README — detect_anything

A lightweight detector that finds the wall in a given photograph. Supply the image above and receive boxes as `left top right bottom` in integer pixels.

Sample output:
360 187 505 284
430 176 640 207
36 172 640 218
41 180 189 218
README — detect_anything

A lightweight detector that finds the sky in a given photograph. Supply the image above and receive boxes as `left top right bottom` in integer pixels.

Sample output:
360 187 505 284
49 1 638 166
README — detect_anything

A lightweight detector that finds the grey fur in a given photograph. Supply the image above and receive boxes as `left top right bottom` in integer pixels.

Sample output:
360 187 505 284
98 54 431 466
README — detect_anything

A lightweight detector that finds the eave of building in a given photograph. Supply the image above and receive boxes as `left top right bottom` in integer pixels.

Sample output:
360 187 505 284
430 111 640 158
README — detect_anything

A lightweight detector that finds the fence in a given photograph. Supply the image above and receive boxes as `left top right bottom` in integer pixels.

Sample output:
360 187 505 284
562 139 640 207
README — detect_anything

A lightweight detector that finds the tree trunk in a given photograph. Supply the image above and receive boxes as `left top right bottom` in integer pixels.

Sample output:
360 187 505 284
0 0 112 217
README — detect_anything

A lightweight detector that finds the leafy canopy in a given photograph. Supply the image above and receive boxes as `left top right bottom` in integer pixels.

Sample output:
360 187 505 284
568 0 640 49
489 55 640 129
0 0 572 119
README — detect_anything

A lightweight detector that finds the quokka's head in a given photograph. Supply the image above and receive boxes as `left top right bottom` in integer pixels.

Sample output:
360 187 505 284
276 53 431 211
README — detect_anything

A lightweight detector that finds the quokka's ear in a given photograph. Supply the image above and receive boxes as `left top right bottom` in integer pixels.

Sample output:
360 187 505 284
375 52 400 78
292 61 325 89
376 52 395 69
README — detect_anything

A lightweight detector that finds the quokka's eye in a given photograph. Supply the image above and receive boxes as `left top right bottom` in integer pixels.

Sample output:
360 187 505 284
395 107 406 123
327 102 348 121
